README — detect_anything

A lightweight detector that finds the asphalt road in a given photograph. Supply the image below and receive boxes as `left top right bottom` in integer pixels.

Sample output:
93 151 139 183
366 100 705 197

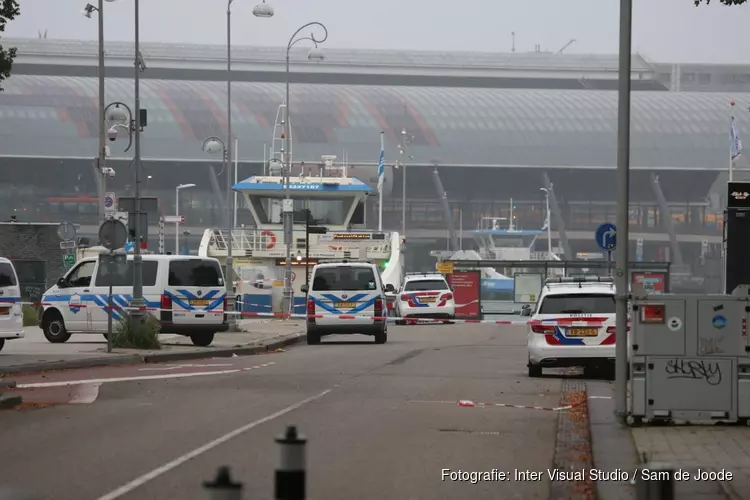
0 323 565 500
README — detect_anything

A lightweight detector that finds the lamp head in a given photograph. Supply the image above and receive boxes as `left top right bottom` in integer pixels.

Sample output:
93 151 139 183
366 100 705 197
307 47 325 61
82 3 96 18
106 105 129 124
252 1 274 18
202 139 224 155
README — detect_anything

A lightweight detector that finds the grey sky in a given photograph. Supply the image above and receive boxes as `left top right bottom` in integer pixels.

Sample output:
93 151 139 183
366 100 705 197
6 0 750 64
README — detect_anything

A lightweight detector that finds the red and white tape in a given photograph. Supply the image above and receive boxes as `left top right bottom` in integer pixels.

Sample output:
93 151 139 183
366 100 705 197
410 399 584 412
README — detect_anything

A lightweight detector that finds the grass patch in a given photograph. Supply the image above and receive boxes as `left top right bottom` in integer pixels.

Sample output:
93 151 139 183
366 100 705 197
22 305 39 327
112 314 162 350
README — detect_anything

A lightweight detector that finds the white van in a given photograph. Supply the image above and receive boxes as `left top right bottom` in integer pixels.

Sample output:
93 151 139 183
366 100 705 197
39 254 229 347
301 261 393 345
0 257 24 351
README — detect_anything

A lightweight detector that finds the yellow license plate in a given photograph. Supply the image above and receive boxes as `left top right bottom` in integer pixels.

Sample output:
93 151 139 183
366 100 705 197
0 308 8 316
189 299 210 306
420 297 436 303
336 302 356 309
568 328 598 337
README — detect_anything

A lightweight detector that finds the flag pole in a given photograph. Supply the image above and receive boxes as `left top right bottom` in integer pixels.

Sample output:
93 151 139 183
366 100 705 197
730 100 736 182
378 131 384 232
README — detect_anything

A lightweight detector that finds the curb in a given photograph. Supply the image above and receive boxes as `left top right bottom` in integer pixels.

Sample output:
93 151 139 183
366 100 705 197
0 394 23 410
0 332 306 375
0 379 17 388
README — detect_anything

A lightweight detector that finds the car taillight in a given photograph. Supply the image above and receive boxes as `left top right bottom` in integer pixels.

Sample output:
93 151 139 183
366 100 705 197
400 294 410 301
531 324 556 334
307 298 315 323
160 294 172 323
374 297 383 316
441 292 453 301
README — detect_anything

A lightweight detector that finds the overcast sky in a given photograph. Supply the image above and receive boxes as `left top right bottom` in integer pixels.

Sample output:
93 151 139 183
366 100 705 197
5 0 750 64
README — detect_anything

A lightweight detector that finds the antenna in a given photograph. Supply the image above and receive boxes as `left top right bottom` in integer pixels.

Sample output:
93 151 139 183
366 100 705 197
511 32 516 53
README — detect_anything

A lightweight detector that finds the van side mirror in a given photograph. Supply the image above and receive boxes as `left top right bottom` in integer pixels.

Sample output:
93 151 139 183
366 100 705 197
300 284 309 294
57 277 66 288
521 308 531 317
384 283 395 293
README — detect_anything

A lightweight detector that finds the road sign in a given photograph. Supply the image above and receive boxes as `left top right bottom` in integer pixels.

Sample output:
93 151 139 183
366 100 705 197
437 262 454 274
57 221 77 242
99 219 128 251
59 240 76 250
164 215 185 223
595 222 617 252
104 192 116 213
62 253 76 269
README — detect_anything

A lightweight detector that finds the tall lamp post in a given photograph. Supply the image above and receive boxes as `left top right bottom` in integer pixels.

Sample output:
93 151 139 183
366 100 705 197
540 187 552 259
83 0 117 224
175 183 196 254
282 22 328 316
202 137 231 284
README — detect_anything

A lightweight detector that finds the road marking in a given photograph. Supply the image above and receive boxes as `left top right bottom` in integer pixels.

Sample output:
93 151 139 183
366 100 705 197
139 363 235 372
94 388 334 500
16 362 276 389
70 383 101 404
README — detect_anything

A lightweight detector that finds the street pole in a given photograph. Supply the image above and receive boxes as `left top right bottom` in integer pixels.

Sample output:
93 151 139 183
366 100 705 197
175 186 180 255
614 0 633 420
545 192 552 258
97 0 107 225
305 210 310 286
131 0 145 315
226 1 235 322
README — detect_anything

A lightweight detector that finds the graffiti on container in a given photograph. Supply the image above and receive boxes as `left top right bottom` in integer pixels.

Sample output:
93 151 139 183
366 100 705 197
699 336 724 355
665 358 722 386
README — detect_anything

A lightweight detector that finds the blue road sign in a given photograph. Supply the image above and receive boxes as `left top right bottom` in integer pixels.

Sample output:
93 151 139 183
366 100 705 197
104 196 114 208
595 222 617 251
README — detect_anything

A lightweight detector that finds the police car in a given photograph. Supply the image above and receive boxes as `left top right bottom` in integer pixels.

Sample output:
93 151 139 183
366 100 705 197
523 276 616 378
394 273 456 325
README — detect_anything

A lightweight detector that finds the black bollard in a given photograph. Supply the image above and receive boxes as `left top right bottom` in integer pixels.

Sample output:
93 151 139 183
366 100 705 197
636 464 675 500
203 466 243 500
275 425 306 500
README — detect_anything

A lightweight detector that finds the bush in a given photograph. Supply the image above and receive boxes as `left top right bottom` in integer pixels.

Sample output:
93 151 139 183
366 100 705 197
112 314 162 350
22 305 39 327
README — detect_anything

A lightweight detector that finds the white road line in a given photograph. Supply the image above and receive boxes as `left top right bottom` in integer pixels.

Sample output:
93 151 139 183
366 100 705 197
16 362 276 389
139 363 235 372
69 383 101 404
94 388 334 500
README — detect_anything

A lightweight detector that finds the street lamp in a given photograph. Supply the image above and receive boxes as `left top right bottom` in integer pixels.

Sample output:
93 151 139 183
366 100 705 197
540 187 552 259
282 21 329 316
225 0 275 324
82 0 117 224
175 183 196 254
397 128 413 240
203 136 232 289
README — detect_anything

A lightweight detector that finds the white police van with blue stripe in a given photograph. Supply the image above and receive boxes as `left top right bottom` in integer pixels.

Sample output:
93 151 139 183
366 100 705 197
0 257 24 351
301 261 394 345
40 254 228 347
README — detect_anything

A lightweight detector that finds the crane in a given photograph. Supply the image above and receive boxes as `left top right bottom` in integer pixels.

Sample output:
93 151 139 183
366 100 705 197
556 39 576 55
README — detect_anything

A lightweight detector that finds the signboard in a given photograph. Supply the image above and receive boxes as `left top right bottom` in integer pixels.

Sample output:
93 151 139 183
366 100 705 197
595 222 617 252
59 241 76 250
57 221 76 242
62 253 76 269
274 259 319 267
631 271 667 295
104 192 116 214
436 262 454 274
727 181 750 210
447 270 481 320
332 233 371 240
164 215 185 223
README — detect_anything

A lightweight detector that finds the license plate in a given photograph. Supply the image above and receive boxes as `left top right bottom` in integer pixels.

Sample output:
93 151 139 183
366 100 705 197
568 328 598 337
420 297 436 303
0 307 8 316
336 302 356 309
189 299 210 306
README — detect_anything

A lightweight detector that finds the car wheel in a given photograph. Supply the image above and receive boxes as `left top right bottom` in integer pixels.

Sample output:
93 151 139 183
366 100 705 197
0 338 5 352
395 320 406 326
43 311 71 343
528 363 542 377
306 330 321 345
190 332 214 347
374 328 387 344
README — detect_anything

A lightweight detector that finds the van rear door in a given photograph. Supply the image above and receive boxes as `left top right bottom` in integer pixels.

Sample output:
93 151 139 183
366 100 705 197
311 265 379 327
166 259 226 327
0 261 22 335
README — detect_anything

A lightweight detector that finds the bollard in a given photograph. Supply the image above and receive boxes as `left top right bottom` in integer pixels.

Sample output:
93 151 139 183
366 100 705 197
275 425 306 500
636 463 675 500
203 466 243 500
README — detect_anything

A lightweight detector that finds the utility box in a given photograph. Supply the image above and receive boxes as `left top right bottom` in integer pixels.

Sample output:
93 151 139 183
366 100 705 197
629 290 750 424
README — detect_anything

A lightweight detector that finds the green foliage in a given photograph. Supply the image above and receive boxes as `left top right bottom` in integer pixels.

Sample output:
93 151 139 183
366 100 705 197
694 0 747 5
22 305 38 327
112 314 162 350
0 1 19 92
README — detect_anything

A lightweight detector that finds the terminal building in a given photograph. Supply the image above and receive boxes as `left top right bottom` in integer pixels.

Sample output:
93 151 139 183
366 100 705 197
1 37 749 282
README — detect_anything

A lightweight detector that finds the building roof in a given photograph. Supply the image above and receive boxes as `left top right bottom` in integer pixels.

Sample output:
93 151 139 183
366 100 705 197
0 74 746 170
9 37 656 80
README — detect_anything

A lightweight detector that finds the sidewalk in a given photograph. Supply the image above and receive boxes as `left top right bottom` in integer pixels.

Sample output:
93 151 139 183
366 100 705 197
0 320 306 374
587 381 746 500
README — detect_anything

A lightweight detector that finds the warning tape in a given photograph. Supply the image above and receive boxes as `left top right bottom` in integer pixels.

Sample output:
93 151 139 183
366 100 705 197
410 399 585 412
10 300 609 327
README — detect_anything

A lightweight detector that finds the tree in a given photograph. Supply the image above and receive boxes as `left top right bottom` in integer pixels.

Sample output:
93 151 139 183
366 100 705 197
695 0 747 5
0 0 19 92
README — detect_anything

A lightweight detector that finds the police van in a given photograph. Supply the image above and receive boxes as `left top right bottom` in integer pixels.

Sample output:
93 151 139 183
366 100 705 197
301 261 393 345
40 254 229 347
0 257 24 351
523 276 616 378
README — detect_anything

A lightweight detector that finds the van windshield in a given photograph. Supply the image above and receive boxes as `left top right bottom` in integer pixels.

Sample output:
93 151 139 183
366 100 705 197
538 293 615 314
169 260 224 287
312 266 377 291
0 263 16 287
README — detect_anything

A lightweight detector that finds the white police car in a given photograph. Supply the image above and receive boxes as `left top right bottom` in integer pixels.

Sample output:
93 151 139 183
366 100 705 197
394 273 455 325
523 276 616 378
